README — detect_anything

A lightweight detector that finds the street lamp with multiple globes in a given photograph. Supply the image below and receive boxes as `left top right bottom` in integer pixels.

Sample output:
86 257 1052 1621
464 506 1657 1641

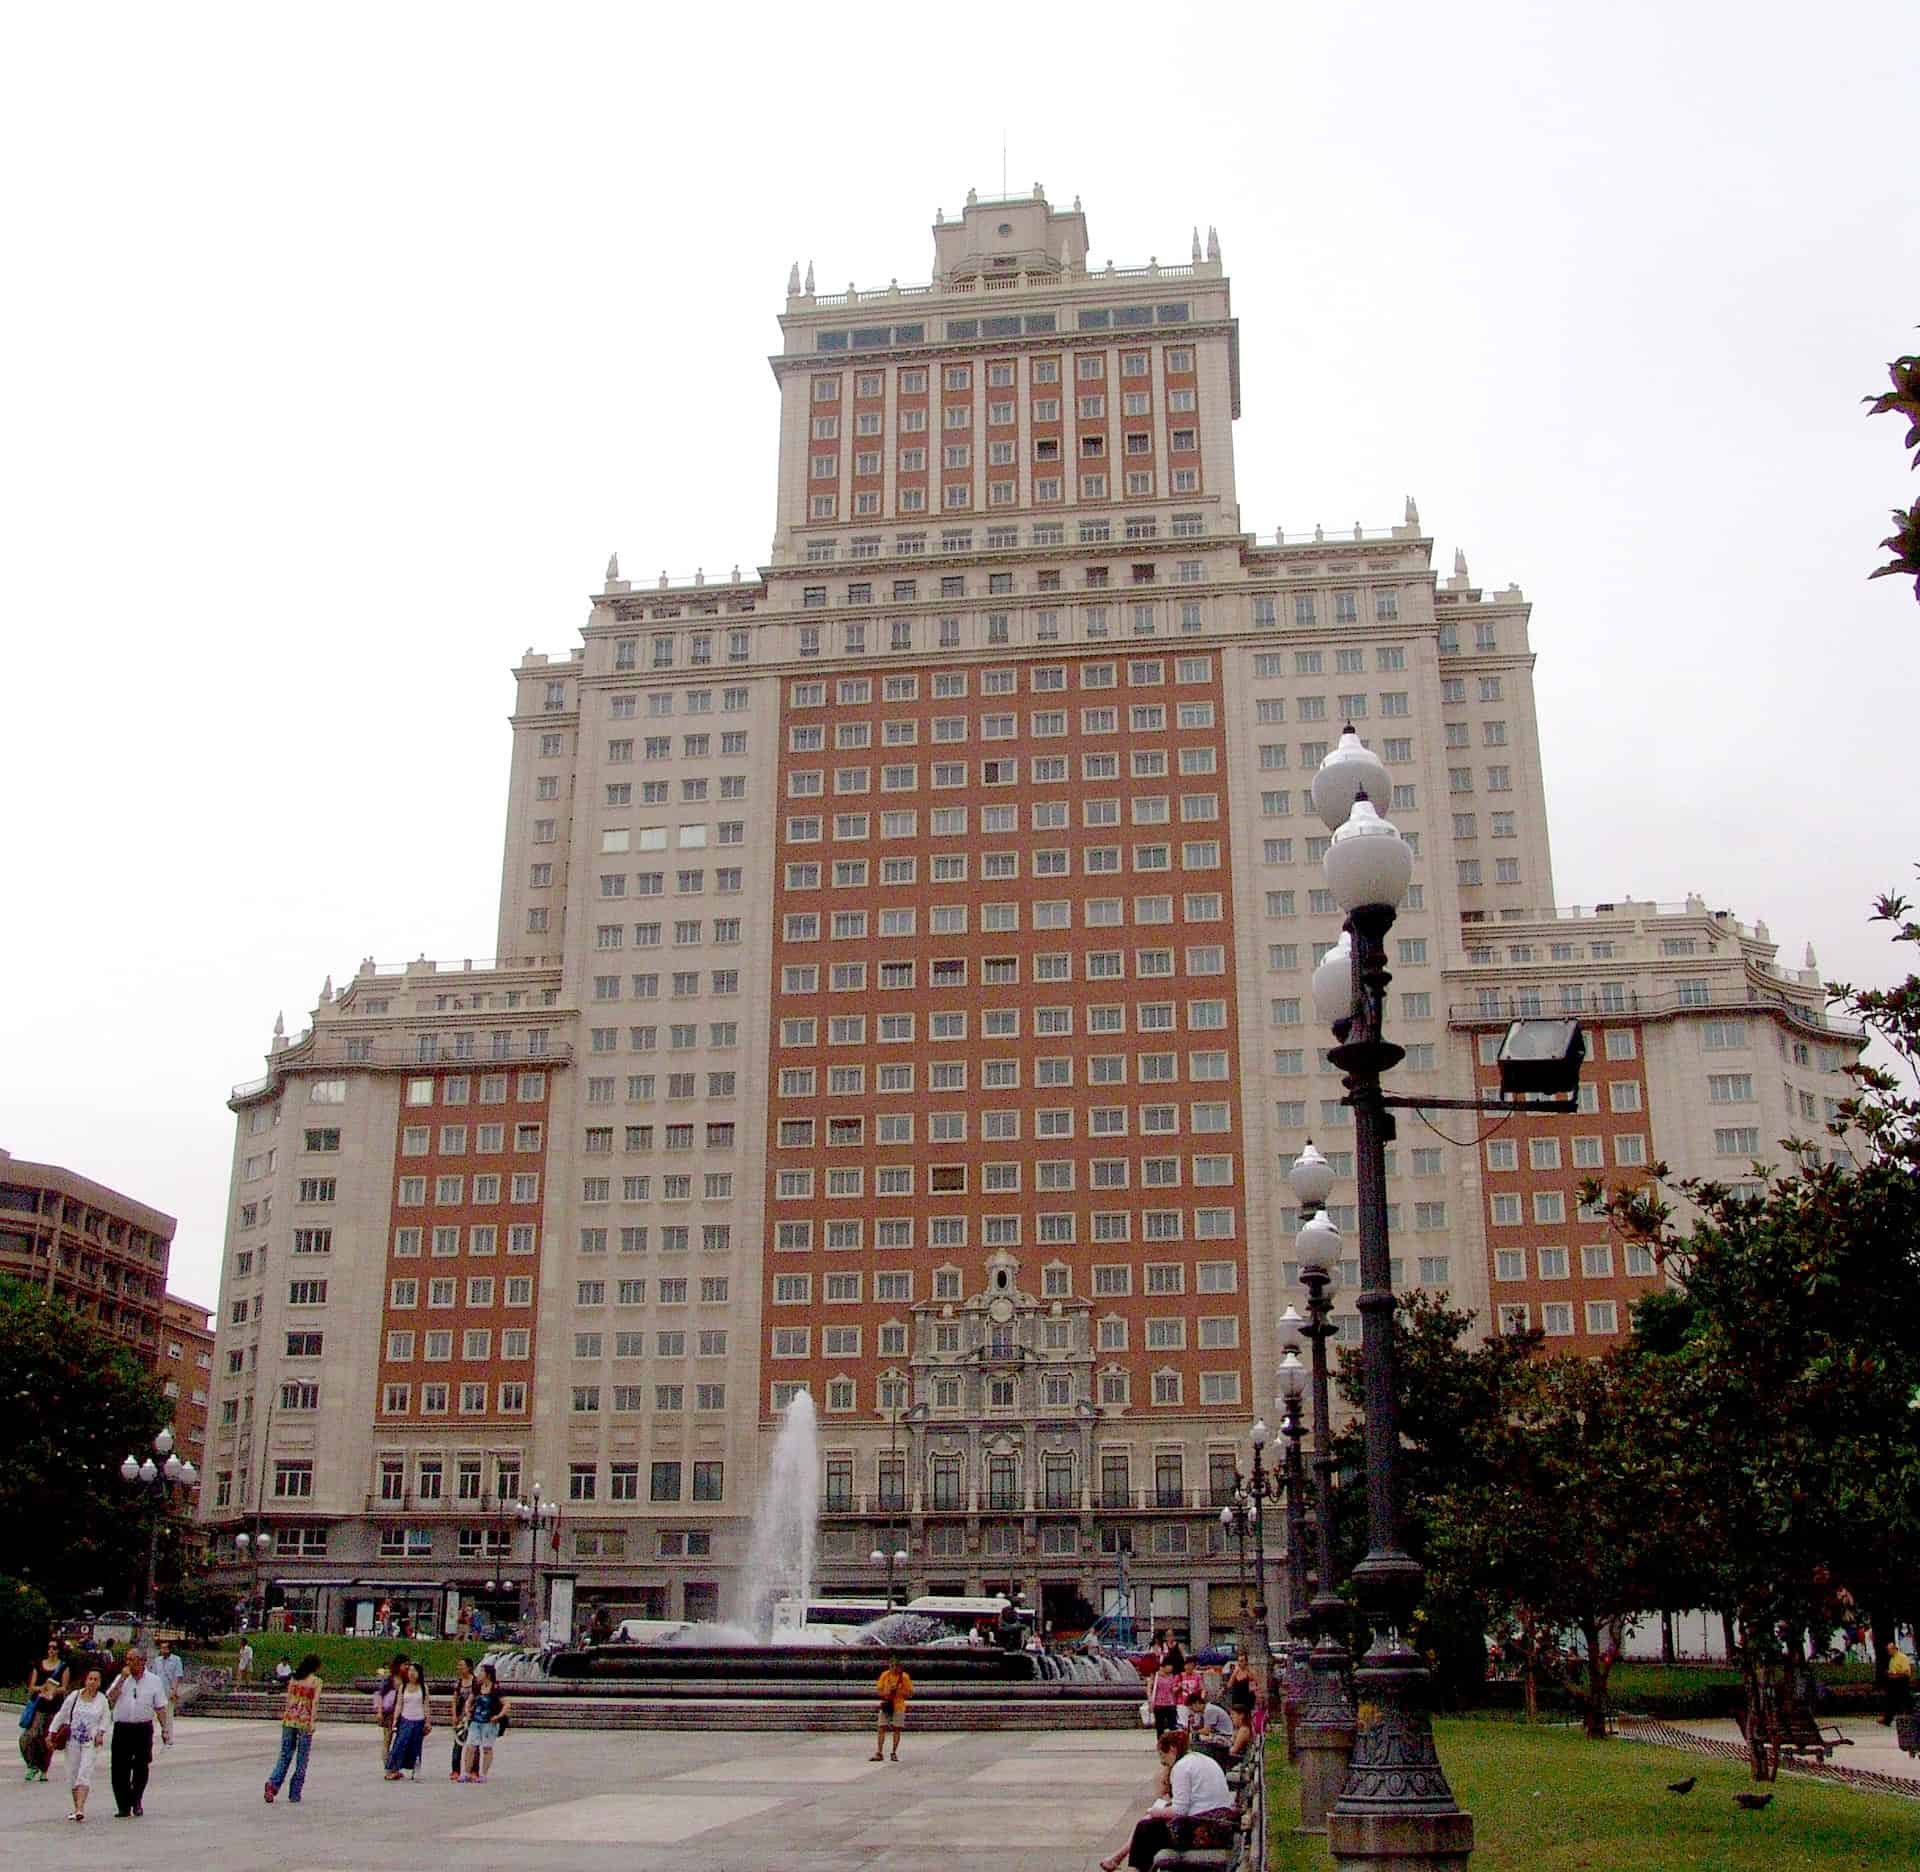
1230 1421 1280 1691
1275 1350 1315 1750
120 1429 196 1629
1217 1494 1257 1644
234 1529 274 1630
1310 730 1474 1870
1281 1152 1360 1834
516 1485 561 1640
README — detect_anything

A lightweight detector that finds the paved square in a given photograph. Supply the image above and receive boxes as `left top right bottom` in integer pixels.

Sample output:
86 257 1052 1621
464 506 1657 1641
0 1717 1157 1871
451 1790 787 1843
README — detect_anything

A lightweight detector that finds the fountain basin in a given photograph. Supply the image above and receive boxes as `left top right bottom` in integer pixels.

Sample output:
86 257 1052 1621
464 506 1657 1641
548 1641 1038 1682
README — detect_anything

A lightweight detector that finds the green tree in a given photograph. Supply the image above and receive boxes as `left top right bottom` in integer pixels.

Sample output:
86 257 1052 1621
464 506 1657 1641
1329 1292 1543 1704
1427 1346 1704 1736
1865 346 1920 600
0 1575 54 1682
0 1276 173 1609
1591 886 1920 1774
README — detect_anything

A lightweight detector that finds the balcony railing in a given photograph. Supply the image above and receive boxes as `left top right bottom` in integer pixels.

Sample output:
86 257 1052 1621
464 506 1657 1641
233 1037 573 1102
1448 986 1861 1039
822 1486 1222 1516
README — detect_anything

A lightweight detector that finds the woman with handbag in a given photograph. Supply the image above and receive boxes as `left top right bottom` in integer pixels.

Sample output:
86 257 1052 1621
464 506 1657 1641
447 1659 476 1781
373 1656 407 1762
383 1661 432 1780
51 1666 112 1822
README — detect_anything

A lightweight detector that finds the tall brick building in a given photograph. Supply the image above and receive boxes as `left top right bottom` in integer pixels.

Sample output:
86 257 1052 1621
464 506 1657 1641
202 190 1856 1645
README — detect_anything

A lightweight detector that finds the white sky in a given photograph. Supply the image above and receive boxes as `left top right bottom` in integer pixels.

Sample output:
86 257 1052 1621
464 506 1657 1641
3 2 1914 1307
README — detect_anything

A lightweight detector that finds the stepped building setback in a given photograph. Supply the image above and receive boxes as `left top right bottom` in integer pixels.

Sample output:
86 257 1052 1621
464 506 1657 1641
202 188 1859 1646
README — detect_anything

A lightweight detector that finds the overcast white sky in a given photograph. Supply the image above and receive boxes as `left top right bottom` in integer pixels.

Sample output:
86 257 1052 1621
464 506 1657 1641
2 3 1914 1306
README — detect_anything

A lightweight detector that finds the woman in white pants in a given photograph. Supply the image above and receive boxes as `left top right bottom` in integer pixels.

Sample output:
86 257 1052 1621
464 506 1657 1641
54 1667 112 1822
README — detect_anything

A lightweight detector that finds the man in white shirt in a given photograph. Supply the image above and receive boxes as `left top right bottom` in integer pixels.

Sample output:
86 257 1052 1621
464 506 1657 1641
153 1640 184 1700
104 1647 173 1818
236 1638 255 1683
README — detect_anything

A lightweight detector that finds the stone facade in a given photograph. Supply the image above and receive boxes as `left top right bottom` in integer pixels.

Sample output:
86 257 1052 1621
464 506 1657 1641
199 189 1856 1648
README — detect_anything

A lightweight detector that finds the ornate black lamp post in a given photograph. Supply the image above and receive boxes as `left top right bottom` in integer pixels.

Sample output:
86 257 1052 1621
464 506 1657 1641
121 1430 196 1630
515 1485 560 1642
1218 1497 1253 1640
234 1528 274 1631
1312 730 1474 1870
1276 1350 1315 1753
870 1543 909 1608
1280 1146 1360 1833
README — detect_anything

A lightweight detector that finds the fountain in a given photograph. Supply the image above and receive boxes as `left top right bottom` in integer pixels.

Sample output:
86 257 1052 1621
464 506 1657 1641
520 1391 1137 1696
741 1390 820 1635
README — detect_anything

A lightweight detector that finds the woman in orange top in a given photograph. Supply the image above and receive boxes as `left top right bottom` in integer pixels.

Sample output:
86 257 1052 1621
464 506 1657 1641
871 1654 913 1762
263 1654 324 1804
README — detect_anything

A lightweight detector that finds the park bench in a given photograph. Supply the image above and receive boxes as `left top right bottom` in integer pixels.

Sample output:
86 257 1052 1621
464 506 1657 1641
1150 1734 1266 1872
1735 1701 1850 1765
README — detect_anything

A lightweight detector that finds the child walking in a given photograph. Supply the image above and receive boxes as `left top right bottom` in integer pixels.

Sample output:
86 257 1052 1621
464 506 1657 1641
460 1664 505 1782
263 1653 324 1804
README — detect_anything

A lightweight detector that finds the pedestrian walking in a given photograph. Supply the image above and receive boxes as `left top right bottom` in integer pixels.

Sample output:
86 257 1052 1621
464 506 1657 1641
51 1665 113 1822
153 1639 184 1704
103 1645 173 1818
871 1653 913 1762
383 1661 432 1780
1148 1653 1183 1737
235 1637 255 1683
1882 1640 1915 1726
263 1653 324 1804
374 1654 409 1759
460 1664 505 1782
447 1658 476 1780
21 1640 67 1782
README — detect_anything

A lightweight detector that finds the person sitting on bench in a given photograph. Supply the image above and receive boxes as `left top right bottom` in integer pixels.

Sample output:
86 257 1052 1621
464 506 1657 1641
1099 1730 1237 1872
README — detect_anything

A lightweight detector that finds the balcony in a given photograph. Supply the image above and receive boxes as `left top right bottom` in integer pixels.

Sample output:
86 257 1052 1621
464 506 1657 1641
233 1037 574 1104
1448 986 1861 1039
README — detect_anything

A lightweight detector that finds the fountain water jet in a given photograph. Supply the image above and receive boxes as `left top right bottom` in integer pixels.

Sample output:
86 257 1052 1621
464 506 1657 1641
740 1389 819 1635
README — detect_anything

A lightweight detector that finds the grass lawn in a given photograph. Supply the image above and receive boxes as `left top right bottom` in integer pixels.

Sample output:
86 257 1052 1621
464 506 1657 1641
184 1632 506 1682
1607 1660 1874 1704
1267 1717 1915 1870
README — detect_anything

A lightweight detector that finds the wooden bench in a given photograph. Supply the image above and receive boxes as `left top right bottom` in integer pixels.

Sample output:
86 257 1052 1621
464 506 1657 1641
1736 1702 1850 1765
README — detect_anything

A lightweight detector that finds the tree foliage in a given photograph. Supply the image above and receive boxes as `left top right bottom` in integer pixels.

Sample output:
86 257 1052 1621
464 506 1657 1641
1865 346 1920 599
0 1275 173 1610
1588 885 1920 1773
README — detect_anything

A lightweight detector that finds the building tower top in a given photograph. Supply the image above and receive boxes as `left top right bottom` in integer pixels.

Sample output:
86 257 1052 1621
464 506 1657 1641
931 185 1088 285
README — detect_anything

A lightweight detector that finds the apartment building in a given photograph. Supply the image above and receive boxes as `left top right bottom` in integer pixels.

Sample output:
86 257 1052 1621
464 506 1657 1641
158 1293 216 1490
203 188 1851 1647
0 1145 176 1358
1442 898 1858 1353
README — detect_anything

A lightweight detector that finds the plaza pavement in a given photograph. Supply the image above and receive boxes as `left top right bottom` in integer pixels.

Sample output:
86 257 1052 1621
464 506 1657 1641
1 1716 1160 1870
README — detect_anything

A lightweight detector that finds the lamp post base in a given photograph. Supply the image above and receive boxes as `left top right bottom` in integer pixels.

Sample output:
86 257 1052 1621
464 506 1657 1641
1294 1720 1356 1835
1328 1808 1474 1870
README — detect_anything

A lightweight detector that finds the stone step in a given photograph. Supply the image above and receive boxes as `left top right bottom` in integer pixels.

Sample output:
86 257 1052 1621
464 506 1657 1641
183 1688 1139 1732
